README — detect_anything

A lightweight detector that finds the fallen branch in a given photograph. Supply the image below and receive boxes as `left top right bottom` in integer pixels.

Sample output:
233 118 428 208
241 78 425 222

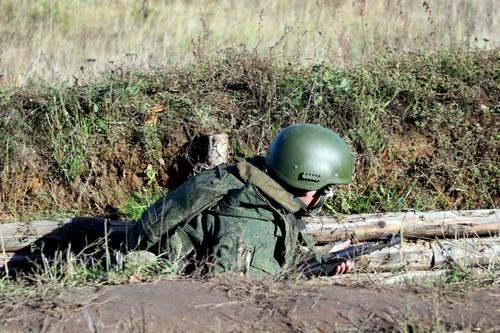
0 209 498 253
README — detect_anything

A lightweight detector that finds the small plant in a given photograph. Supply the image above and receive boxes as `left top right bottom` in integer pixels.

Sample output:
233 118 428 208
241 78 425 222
119 190 162 221
444 265 475 285
119 164 167 220
0 233 185 291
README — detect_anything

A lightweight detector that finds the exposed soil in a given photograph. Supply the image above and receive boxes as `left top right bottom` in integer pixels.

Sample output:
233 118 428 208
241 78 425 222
1 278 499 332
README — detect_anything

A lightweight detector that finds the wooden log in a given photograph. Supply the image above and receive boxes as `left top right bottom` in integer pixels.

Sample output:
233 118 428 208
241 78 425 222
205 133 228 167
0 249 124 271
304 209 500 243
328 269 494 286
357 242 433 271
356 237 500 272
0 218 133 252
0 210 498 252
327 270 449 285
431 237 500 268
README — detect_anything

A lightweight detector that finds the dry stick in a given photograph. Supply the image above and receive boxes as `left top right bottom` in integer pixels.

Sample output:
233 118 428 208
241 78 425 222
399 211 407 273
0 252 49 269
104 218 110 271
0 228 8 276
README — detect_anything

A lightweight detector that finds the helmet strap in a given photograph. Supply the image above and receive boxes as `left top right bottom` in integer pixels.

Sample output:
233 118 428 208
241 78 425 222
293 197 309 211
305 193 328 215
292 192 328 216
291 186 333 216
298 186 333 215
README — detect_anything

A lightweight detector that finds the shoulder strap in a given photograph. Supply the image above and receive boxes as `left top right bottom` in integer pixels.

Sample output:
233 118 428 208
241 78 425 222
236 161 302 214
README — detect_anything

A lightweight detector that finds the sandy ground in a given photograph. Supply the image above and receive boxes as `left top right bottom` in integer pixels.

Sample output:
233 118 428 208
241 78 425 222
1 277 499 333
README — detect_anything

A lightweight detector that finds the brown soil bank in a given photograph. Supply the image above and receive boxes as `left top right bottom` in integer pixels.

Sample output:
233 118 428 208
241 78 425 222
0 48 498 219
1 278 499 332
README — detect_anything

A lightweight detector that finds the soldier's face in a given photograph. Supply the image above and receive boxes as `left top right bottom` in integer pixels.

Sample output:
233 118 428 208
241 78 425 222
296 190 321 207
296 187 334 208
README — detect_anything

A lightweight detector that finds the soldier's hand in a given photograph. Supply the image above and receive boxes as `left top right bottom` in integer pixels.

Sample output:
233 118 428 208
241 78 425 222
329 239 354 274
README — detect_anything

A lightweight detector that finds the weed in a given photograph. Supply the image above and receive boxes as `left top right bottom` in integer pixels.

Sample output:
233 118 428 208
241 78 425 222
119 190 163 221
0 242 182 292
444 265 475 285
119 164 166 220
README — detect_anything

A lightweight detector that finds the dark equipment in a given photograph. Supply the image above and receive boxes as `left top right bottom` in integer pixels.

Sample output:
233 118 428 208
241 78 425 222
301 234 402 277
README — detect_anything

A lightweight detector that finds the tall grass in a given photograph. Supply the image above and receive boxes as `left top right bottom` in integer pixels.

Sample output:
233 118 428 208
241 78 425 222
0 0 498 86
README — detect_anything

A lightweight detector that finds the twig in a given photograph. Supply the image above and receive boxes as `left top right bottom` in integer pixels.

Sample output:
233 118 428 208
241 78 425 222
104 219 110 271
194 300 240 309
0 228 8 276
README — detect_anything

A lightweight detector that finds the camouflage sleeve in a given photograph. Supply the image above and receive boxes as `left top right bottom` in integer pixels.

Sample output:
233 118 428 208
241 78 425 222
298 230 322 261
129 209 212 274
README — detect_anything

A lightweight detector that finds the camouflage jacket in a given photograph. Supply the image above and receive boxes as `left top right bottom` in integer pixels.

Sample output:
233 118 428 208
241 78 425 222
132 156 316 278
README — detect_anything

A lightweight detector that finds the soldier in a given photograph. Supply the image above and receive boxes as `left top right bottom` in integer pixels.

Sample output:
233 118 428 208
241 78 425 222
129 123 355 278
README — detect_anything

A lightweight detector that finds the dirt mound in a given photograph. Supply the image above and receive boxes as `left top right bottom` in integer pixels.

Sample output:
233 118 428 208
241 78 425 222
1 278 498 332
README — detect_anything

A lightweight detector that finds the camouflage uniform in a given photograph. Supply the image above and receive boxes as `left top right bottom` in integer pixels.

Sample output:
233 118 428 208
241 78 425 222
132 156 316 278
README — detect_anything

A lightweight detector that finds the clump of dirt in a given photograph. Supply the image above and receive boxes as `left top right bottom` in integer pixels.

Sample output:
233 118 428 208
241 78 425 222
0 142 50 215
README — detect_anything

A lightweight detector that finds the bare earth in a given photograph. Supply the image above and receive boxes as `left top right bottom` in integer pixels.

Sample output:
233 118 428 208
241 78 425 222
1 278 499 332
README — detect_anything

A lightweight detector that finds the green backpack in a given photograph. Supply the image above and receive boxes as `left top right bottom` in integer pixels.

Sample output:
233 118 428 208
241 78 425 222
133 159 305 253
136 163 245 250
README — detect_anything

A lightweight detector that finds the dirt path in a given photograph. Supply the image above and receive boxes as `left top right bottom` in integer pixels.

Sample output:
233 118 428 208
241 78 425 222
1 278 499 332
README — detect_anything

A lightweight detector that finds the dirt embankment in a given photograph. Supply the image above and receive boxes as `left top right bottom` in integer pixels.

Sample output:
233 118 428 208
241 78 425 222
1 278 499 332
1 49 498 220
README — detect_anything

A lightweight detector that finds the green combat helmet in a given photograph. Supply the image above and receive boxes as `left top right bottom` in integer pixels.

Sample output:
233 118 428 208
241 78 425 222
265 124 355 192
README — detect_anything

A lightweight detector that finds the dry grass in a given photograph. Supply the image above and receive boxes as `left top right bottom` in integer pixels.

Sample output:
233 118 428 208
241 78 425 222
0 0 498 86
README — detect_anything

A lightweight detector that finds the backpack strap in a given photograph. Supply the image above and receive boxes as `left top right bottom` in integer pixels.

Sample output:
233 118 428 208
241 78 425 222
216 163 228 179
236 161 302 214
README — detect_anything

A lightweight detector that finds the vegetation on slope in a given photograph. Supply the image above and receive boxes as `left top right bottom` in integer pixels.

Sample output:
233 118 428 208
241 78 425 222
0 47 498 220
